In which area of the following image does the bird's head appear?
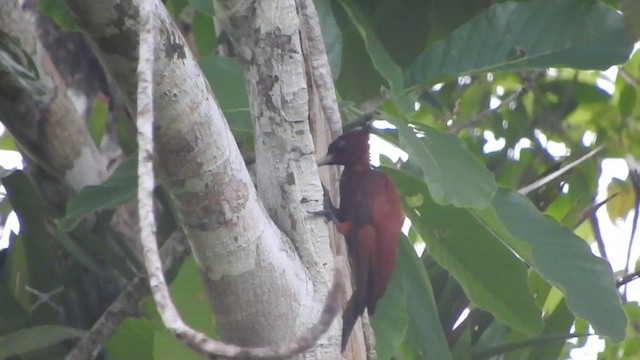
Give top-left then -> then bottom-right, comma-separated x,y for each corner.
317,126 -> 371,167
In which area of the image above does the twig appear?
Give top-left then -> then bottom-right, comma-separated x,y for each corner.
518,145 -> 604,195
620,67 -> 640,88
134,1 -> 346,357
622,165 -> 640,299
450,87 -> 527,134
450,70 -> 544,134
574,193 -> 618,228
590,211 -> 609,261
617,269 -> 640,288
25,285 -> 64,314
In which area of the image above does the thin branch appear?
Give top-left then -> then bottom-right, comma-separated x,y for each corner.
472,332 -> 594,359
450,87 -> 528,134
620,67 -> 640,88
622,166 -> 640,299
134,1 -> 346,358
574,193 -> 618,228
617,269 -> 640,288
450,70 -> 544,134
518,145 -> 604,195
591,210 -> 609,262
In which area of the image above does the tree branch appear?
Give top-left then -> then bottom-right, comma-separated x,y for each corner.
65,0 -> 333,349
449,87 -> 528,134
215,0 -> 343,354
298,0 -> 343,140
518,145 -> 603,195
591,213 -> 609,261
449,70 -> 544,134
622,166 -> 640,299
617,269 -> 640,288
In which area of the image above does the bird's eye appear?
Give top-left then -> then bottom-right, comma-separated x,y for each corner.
328,139 -> 346,154
335,139 -> 347,151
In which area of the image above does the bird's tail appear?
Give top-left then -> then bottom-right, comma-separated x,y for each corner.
341,295 -> 365,352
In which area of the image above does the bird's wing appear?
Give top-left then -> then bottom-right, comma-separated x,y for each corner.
365,172 -> 404,313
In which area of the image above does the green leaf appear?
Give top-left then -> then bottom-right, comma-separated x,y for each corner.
387,169 -> 542,334
473,331 -> 589,360
383,104 -> 497,208
451,327 -> 472,360
54,227 -> 102,273
618,82 -> 637,120
87,96 -> 109,147
622,0 -> 640,41
106,318 -> 158,360
36,0 -> 79,31
0,131 -> 16,151
2,233 -> 30,310
59,156 -> 137,231
315,0 -> 342,79
0,257 -> 28,334
0,325 -> 85,358
192,11 -> 216,57
166,0 -> 189,17
399,237 -> 452,360
336,0 -> 404,97
405,0 -> 635,87
141,256 -> 216,337
3,172 -> 60,321
154,329 -> 205,360
189,0 -> 214,16
606,178 -> 635,222
199,57 -> 251,133
371,250 -> 407,360
489,188 -> 628,343
526,300 -> 575,360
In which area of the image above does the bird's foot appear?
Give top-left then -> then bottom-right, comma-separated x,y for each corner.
308,183 -> 340,223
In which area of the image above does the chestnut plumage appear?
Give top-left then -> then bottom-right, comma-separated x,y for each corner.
317,126 -> 404,351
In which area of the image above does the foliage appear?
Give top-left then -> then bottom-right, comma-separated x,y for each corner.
1,0 -> 639,359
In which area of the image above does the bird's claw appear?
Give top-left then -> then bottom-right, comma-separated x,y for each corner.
308,183 -> 340,223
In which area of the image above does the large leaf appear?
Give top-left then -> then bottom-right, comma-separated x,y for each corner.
483,188 -> 628,343
371,243 -> 408,360
154,329 -> 204,360
526,300 -> 575,360
2,172 -> 59,322
383,104 -> 497,208
189,0 -> 214,16
315,0 -> 342,79
36,0 -> 79,31
140,256 -> 216,337
87,95 -> 109,147
387,168 -> 542,334
106,318 -> 158,360
606,178 -> 635,222
405,0 -> 634,87
0,266 -> 28,334
0,325 -> 85,358
192,11 -> 216,57
199,57 -> 251,134
337,0 -> 404,97
398,237 -> 452,360
58,156 -> 137,231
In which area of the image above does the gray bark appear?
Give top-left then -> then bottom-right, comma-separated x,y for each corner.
63,0 -> 340,357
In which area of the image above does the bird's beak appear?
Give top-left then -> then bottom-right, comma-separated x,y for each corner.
316,154 -> 334,167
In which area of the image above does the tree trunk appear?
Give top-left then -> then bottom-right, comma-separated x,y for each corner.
62,0 -> 345,357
